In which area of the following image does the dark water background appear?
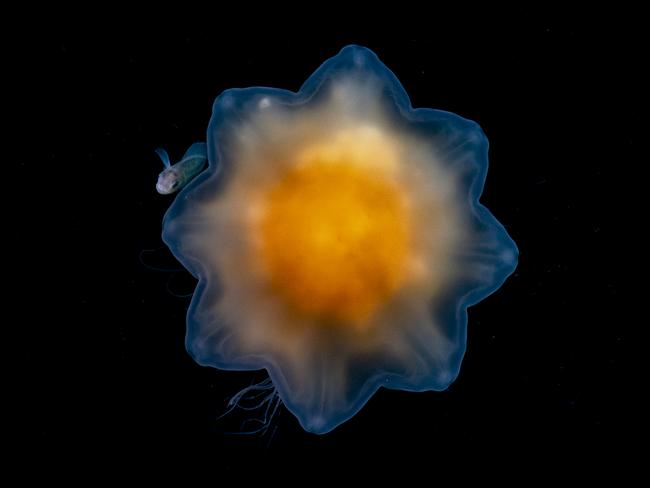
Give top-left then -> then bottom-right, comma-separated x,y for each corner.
18,14 -> 637,473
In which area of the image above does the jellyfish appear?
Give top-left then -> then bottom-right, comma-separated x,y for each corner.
161,45 -> 518,434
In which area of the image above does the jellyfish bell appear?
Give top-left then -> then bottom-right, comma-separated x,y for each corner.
161,45 -> 518,433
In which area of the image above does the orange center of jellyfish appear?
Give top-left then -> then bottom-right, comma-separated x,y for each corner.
258,159 -> 410,324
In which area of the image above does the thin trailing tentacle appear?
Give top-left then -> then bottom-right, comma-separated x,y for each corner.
218,377 -> 282,435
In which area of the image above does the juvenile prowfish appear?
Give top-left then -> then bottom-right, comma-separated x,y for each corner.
155,142 -> 207,194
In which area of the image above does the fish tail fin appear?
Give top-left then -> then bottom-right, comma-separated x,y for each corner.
182,142 -> 208,160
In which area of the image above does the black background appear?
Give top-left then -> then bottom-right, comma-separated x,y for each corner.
19,13 -> 637,472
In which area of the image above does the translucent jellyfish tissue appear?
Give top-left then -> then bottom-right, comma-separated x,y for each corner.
161,45 -> 518,434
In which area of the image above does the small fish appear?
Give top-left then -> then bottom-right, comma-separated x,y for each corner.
155,142 -> 207,194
